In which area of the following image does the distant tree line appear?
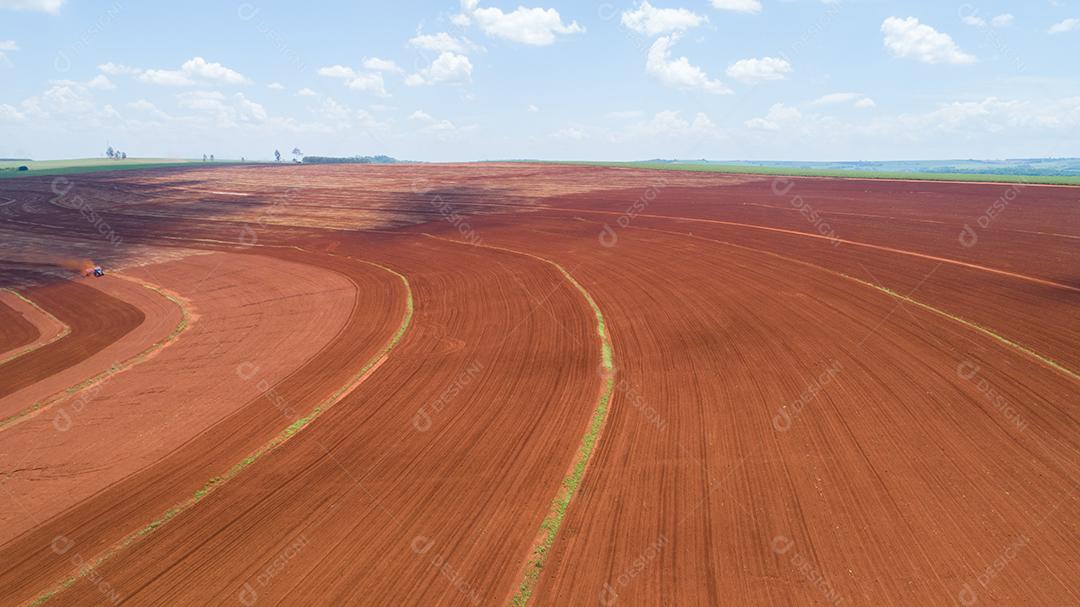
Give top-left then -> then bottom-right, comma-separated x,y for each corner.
300,155 -> 398,165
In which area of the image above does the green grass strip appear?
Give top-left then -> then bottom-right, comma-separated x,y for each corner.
508,258 -> 614,607
420,234 -> 616,606
0,160 -> 250,179
542,160 -> 1080,186
637,225 -> 1080,385
839,273 -> 1080,383
26,258 -> 413,606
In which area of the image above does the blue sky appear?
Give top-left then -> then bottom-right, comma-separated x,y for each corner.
1,0 -> 1078,161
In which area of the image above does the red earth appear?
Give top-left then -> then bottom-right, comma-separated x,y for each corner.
0,164 -> 1076,606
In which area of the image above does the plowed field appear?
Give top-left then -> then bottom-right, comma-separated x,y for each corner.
0,164 -> 1075,606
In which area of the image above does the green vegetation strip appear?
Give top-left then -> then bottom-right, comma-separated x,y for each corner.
841,273 -> 1080,383
637,226 -> 1080,384
509,258 -> 614,607
420,234 -> 616,606
0,289 -> 72,367
0,158 -> 250,179
26,262 -> 413,606
0,280 -> 190,431
547,161 -> 1080,186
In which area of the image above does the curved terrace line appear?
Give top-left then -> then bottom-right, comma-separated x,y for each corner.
26,251 -> 414,607
539,206 -> 1080,294
421,233 -> 615,607
634,225 -> 1080,384
0,289 -> 71,367
0,276 -> 193,432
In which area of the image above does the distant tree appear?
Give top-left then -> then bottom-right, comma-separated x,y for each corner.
291,147 -> 303,160
210,154 -> 215,162
203,154 -> 208,162
106,146 -> 115,159
121,152 -> 127,159
241,156 -> 246,162
274,149 -> 282,162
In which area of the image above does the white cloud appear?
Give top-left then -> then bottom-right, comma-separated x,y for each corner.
963,13 -> 1013,28
101,57 -> 251,86
408,109 -> 457,134
726,56 -> 791,83
98,62 -> 140,76
619,110 -> 720,139
318,65 -> 356,79
746,103 -> 802,130
621,1 -> 706,36
881,17 -> 976,65
20,83 -> 96,120
876,97 -> 1080,136
1049,18 -> 1078,34
345,72 -> 388,95
297,87 -> 318,96
813,92 -> 861,105
128,99 -> 157,112
177,91 -> 267,127
409,32 -> 481,54
405,52 -> 473,86
991,14 -> 1014,28
127,99 -> 172,121
318,65 -> 388,96
313,97 -> 353,128
0,0 -> 64,13
710,0 -> 761,14
423,119 -> 458,133
267,82 -> 286,90
0,103 -> 26,121
459,0 -> 584,45
83,74 -> 111,89
139,69 -> 194,86
554,127 -> 586,140
0,41 -> 17,68
646,34 -> 731,94
181,57 -> 250,85
527,104 -> 540,112
813,92 -> 875,109
363,57 -> 404,73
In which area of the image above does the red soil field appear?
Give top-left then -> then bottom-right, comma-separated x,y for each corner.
0,164 -> 1076,606
0,278 -> 144,400
0,275 -> 180,425
0,299 -> 39,359
0,289 -> 67,364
